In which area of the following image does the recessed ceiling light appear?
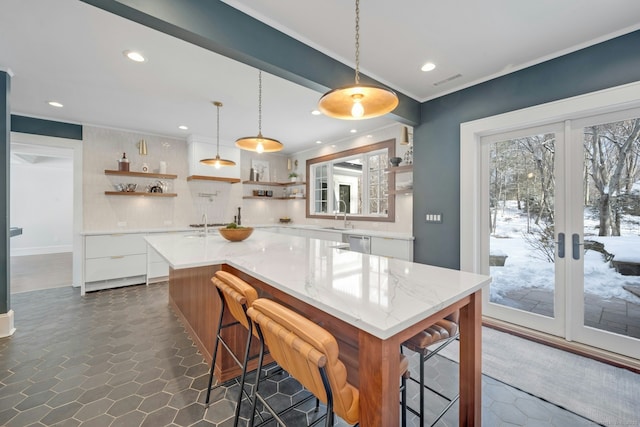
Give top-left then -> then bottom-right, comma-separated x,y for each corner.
421,62 -> 436,72
123,50 -> 146,62
331,145 -> 336,148
178,125 -> 188,130
350,129 -> 357,133
367,135 -> 373,138
47,101 -> 63,108
315,140 -> 322,144
311,110 -> 321,115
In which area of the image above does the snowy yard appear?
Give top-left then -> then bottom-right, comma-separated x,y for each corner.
490,202 -> 640,304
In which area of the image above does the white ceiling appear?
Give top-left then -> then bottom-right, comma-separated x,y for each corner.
2,0 -> 640,156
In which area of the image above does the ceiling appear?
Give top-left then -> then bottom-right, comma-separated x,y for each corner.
2,0 -> 640,156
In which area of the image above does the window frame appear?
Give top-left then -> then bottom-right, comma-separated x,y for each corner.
305,139 -> 396,222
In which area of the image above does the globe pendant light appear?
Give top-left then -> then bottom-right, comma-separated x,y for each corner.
235,70 -> 283,153
200,101 -> 236,168
318,0 -> 398,120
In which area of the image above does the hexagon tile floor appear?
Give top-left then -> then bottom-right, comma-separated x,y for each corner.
0,283 -> 600,426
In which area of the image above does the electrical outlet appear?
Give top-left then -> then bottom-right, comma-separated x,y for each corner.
425,213 -> 443,223
164,220 -> 172,226
117,221 -> 127,227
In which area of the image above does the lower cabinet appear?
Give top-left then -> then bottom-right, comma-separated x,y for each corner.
370,236 -> 413,261
83,233 -> 148,294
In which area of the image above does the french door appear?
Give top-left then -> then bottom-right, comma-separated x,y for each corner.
480,109 -> 640,358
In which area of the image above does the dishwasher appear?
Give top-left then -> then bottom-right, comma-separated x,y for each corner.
347,235 -> 371,254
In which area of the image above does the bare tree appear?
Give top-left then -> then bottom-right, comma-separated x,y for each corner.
585,119 -> 640,236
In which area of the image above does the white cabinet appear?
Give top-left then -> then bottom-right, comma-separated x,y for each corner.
147,245 -> 169,284
83,234 -> 148,294
370,236 -> 413,261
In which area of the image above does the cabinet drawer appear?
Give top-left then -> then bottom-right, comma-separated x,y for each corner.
370,237 -> 413,261
86,234 -> 147,258
85,254 -> 147,282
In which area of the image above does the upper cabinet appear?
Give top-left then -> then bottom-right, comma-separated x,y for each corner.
187,135 -> 241,180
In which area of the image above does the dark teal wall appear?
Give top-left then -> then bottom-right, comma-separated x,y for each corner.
413,30 -> 640,269
11,115 -> 82,140
1,72 -> 10,314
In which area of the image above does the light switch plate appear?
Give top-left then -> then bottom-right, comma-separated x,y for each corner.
425,213 -> 443,223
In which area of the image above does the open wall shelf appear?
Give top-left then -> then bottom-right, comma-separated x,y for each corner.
187,175 -> 241,183
104,191 -> 177,197
105,170 -> 178,179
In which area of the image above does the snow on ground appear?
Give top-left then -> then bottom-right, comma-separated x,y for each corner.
490,201 -> 640,304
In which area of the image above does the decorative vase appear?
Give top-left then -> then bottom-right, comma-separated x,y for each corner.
389,157 -> 402,167
403,144 -> 413,165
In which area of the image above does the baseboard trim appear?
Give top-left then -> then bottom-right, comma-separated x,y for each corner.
483,317 -> 640,374
11,246 -> 73,256
0,310 -> 16,338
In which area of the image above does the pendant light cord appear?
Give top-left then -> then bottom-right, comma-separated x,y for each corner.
258,70 -> 263,135
216,103 -> 220,155
354,0 -> 360,85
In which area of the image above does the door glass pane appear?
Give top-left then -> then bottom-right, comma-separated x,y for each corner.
581,117 -> 640,339
489,133 -> 557,317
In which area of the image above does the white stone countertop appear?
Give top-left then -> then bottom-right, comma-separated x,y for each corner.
254,224 -> 415,240
83,224 -> 413,240
144,230 -> 490,340
81,227 -> 198,236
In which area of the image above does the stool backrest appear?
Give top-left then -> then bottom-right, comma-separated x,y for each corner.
247,298 -> 359,425
212,271 -> 259,331
446,310 -> 460,325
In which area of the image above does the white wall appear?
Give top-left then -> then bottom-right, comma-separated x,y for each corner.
82,126 -> 244,231
10,147 -> 74,256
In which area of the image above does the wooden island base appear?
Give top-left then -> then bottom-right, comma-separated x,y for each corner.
168,263 -> 481,426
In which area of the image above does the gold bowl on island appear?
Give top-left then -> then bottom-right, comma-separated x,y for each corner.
218,227 -> 254,242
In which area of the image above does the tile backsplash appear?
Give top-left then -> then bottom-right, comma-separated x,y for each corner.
83,126 -> 242,231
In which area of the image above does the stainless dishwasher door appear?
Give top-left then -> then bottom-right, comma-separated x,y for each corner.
348,235 -> 371,254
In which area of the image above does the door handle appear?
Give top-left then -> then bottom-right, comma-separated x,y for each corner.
572,233 -> 582,260
557,232 -> 565,259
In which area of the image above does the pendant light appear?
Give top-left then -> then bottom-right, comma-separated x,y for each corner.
235,70 -> 283,153
200,101 -> 236,169
318,0 -> 398,120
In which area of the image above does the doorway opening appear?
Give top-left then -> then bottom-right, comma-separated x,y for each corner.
9,132 -> 82,293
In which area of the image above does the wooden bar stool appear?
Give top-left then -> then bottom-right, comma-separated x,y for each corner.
204,270 -> 259,427
247,298 -> 411,427
402,311 -> 460,427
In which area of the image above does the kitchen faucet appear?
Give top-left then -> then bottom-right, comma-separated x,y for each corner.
202,213 -> 208,235
335,200 -> 349,228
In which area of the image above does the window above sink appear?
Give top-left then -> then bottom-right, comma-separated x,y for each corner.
305,139 -> 396,222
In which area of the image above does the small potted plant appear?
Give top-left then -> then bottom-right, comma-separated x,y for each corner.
288,172 -> 299,182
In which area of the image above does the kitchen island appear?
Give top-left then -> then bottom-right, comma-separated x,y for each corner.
145,230 -> 491,426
